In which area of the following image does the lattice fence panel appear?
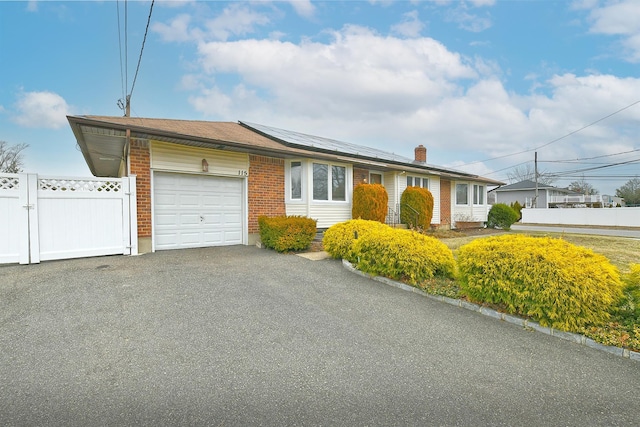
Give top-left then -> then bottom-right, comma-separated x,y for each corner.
39,178 -> 122,193
0,176 -> 20,191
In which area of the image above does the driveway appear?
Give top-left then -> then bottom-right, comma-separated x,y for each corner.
1,246 -> 638,426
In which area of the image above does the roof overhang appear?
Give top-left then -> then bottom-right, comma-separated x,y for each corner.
66,115 -> 505,185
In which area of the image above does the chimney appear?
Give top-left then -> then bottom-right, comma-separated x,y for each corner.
414,144 -> 427,163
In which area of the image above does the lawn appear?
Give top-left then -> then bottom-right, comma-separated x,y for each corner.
434,229 -> 639,274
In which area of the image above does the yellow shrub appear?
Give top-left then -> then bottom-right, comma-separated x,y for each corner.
457,234 -> 623,331
352,228 -> 456,284
352,183 -> 388,223
323,219 -> 390,260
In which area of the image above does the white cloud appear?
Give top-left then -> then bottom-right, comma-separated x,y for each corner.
152,4 -> 271,43
12,91 -> 71,129
168,9 -> 639,194
193,25 -> 477,122
152,13 -> 194,42
287,0 -> 315,18
445,4 -> 493,32
585,0 -> 640,62
391,10 -> 425,38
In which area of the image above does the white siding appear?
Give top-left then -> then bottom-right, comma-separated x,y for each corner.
430,177 -> 441,225
151,141 -> 249,177
452,180 -> 490,225
396,173 -> 440,225
285,159 -> 352,228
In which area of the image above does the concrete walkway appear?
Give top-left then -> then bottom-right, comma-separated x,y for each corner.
1,246 -> 639,426
512,223 -> 640,238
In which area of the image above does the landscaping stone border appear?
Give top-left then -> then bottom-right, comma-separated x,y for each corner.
342,259 -> 640,362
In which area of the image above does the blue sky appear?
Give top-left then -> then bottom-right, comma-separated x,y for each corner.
1,0 -> 639,195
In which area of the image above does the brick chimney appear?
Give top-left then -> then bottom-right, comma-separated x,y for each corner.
414,144 -> 427,163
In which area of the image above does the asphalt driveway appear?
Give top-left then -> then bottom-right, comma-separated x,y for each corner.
1,246 -> 638,426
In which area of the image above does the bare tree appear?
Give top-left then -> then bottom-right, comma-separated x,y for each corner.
0,141 -> 29,173
568,177 -> 598,195
616,177 -> 640,206
506,163 -> 555,185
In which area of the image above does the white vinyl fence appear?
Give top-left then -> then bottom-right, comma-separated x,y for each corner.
521,207 -> 640,228
0,173 -> 137,264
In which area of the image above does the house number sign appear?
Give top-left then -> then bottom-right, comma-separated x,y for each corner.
238,170 -> 249,177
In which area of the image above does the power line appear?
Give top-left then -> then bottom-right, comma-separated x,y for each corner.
130,0 -> 154,100
458,99 -> 640,167
116,0 -> 155,116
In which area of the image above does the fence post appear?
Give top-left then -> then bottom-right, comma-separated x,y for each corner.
26,173 -> 40,264
128,175 -> 138,255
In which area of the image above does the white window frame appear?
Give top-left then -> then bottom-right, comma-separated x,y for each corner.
456,183 -> 469,205
473,184 -> 485,205
407,175 -> 429,189
285,160 -> 306,203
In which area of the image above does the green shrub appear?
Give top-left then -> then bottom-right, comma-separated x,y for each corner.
487,203 -> 518,230
400,187 -> 434,229
510,201 -> 523,221
457,234 -> 623,331
613,264 -> 640,325
352,227 -> 455,284
352,183 -> 389,223
258,215 -> 317,252
323,219 -> 390,260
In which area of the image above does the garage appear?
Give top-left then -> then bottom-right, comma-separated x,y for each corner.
153,172 -> 244,250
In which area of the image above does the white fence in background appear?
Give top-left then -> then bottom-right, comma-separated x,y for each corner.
521,207 -> 640,228
0,173 -> 137,265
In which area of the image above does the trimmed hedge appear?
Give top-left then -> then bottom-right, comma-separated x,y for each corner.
258,215 -> 317,252
322,219 -> 389,260
353,228 -> 455,284
457,234 -> 623,331
352,183 -> 388,223
487,203 -> 518,230
323,220 -> 455,285
400,187 -> 434,229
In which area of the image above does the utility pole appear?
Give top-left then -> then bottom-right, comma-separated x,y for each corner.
534,151 -> 539,208
125,95 -> 131,117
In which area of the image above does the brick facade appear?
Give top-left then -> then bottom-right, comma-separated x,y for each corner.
129,139 -> 151,238
440,179 -> 451,227
353,167 -> 369,187
248,155 -> 286,234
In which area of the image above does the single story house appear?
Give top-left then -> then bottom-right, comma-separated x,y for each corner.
67,116 -> 503,253
489,179 -> 596,208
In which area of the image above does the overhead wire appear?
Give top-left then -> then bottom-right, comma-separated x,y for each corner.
116,0 -> 154,114
457,99 -> 640,168
129,0 -> 155,100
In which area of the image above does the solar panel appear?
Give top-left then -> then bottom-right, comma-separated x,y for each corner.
241,121 -> 414,164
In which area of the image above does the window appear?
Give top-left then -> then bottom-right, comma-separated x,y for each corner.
369,172 -> 382,185
290,161 -> 302,200
407,176 -> 428,188
473,184 -> 484,205
313,163 -> 328,200
456,183 -> 468,205
313,162 -> 347,201
332,165 -> 346,201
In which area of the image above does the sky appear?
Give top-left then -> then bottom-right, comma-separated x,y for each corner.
1,0 -> 639,195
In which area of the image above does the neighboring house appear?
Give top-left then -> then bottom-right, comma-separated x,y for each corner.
67,116 -> 503,253
490,179 -> 604,208
602,195 -> 625,207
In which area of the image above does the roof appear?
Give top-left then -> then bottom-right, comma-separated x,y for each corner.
67,115 -> 504,185
492,180 -> 574,193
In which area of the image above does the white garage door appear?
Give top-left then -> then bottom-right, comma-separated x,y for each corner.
153,172 -> 244,250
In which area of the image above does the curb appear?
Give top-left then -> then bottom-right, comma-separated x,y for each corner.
341,259 -> 640,362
